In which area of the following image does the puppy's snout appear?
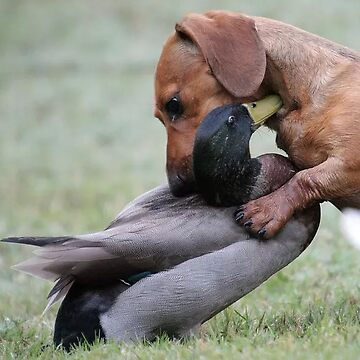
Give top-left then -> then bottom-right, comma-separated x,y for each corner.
167,171 -> 196,197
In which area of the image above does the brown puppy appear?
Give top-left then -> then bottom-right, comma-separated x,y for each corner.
154,11 -> 360,239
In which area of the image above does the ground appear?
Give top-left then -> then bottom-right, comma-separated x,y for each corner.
0,1 -> 359,359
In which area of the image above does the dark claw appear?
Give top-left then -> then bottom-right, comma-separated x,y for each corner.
237,205 -> 245,212
258,229 -> 266,239
244,220 -> 253,228
235,212 -> 244,222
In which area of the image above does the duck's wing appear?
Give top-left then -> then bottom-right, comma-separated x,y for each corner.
2,186 -> 242,282
104,184 -> 209,229
105,185 -> 172,229
1,185 -> 244,309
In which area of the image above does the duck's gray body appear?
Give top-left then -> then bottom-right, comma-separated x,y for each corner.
5,183 -> 317,348
99,202 -> 319,343
4,185 -> 320,348
3,180 -> 320,349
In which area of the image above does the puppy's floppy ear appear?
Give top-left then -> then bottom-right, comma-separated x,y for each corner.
175,11 -> 266,98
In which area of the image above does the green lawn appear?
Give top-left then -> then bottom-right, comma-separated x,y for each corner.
0,1 -> 359,359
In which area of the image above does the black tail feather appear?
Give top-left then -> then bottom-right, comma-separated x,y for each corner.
1,236 -> 73,247
48,274 -> 75,299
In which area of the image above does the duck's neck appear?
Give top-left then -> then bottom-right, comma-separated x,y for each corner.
203,157 -> 261,207
198,154 -> 296,207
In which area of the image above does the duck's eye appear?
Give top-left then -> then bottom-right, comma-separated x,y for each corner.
227,115 -> 236,126
165,96 -> 183,121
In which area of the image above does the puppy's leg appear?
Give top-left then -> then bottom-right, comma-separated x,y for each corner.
235,157 -> 359,239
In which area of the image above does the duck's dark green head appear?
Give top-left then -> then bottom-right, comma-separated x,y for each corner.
193,103 -> 260,206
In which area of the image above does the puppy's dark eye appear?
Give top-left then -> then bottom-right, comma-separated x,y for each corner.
165,96 -> 183,121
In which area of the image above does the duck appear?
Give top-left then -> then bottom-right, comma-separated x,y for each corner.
1,99 -> 320,350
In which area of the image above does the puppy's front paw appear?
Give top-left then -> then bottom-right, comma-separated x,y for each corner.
234,192 -> 293,239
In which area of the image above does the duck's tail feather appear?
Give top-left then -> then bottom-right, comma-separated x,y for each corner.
1,236 -> 73,247
13,256 -> 64,281
1,235 -> 77,281
12,245 -> 117,281
42,274 -> 75,315
3,234 -> 118,281
2,234 -> 119,312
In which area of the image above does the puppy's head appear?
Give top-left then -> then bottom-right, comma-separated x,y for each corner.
154,11 -> 267,196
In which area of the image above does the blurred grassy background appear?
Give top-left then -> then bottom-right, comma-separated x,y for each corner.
0,0 -> 359,358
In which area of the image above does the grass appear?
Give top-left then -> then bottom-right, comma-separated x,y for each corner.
0,0 -> 359,358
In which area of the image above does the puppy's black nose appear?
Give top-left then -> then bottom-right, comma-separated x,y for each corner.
168,172 -> 196,197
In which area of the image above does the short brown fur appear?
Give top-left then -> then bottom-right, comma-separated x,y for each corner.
154,11 -> 360,238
